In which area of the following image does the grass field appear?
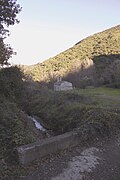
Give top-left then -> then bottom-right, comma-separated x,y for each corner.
73,87 -> 120,96
70,87 -> 120,108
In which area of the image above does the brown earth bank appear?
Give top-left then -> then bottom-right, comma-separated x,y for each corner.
21,134 -> 120,180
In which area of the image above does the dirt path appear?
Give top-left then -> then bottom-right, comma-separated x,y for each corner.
24,135 -> 120,180
85,136 -> 120,180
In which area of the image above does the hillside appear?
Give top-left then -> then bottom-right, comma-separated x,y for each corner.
25,25 -> 120,88
1,56 -> 120,179
0,66 -> 44,179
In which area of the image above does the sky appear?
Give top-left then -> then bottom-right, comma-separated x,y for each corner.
5,0 -> 120,65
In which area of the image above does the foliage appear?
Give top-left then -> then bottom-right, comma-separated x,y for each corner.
77,108 -> 120,140
0,0 -> 21,65
21,84 -> 120,136
0,95 -> 37,179
0,66 -> 24,101
0,38 -> 13,66
25,25 -> 120,87
0,67 -> 39,179
0,0 -> 21,36
0,96 -> 34,160
93,54 -> 120,86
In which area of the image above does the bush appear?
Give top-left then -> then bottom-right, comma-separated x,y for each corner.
0,96 -> 36,164
0,66 -> 24,102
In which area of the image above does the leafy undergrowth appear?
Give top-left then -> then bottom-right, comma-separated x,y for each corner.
22,86 -> 120,137
0,66 -> 120,179
0,95 -> 38,179
0,67 -> 40,179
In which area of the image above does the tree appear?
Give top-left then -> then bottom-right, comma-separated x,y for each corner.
0,0 -> 21,66
0,38 -> 13,66
0,0 -> 21,36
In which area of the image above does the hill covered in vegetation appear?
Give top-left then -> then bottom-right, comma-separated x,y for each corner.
1,24 -> 120,179
25,25 -> 120,88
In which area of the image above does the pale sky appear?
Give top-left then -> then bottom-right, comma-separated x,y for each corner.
5,0 -> 120,65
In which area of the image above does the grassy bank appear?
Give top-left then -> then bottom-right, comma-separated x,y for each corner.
22,85 -> 120,136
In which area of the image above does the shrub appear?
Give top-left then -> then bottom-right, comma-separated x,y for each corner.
0,96 -> 36,165
0,66 -> 24,101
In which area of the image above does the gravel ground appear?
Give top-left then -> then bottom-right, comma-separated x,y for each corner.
21,134 -> 120,180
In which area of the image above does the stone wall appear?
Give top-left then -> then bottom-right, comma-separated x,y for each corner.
17,131 -> 80,165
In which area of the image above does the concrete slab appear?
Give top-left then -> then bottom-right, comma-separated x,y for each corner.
17,131 -> 80,165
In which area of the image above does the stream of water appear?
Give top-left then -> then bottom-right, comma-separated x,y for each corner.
30,116 -> 46,132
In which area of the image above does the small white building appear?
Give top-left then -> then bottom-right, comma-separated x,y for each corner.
54,77 -> 73,91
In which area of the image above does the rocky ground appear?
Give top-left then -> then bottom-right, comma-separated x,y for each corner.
21,134 -> 120,180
